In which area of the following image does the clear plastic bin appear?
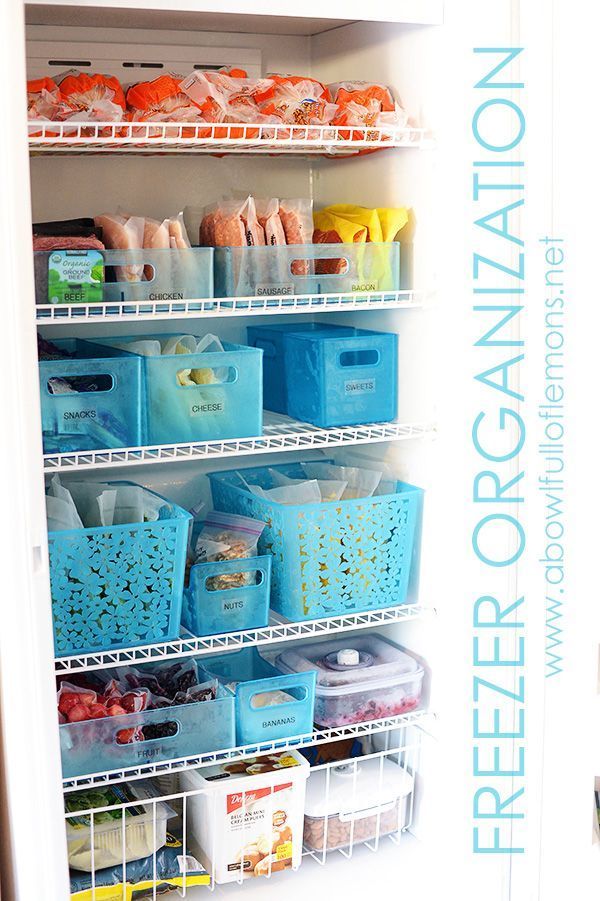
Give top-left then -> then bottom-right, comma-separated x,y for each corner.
203,647 -> 316,746
39,338 -> 143,454
49,482 -> 191,656
247,323 -> 354,415
60,688 -> 235,779
214,242 -> 400,301
276,635 -> 424,728
65,781 -> 175,871
183,555 -> 272,637
35,248 -> 214,306
209,463 -> 423,621
303,759 -> 414,851
82,334 -> 263,446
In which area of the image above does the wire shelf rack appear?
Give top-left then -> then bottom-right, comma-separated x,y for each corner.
29,121 -> 432,155
43,416 -> 435,473
35,289 -> 424,324
54,604 -> 428,675
62,710 -> 429,790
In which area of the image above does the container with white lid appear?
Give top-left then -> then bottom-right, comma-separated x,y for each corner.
275,635 -> 424,728
303,758 -> 414,851
64,779 -> 175,872
180,750 -> 309,884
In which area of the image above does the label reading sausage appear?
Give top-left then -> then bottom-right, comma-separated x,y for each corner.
190,401 -> 224,416
255,284 -> 294,297
344,378 -> 376,395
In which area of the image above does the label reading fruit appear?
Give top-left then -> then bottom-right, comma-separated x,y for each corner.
276,841 -> 293,860
48,250 -> 104,305
344,378 -> 376,395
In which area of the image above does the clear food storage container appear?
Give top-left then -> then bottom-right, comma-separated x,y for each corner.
35,247 -> 214,306
275,635 -> 424,728
209,463 -> 423,621
39,338 -> 144,454
214,242 -> 400,301
64,780 -> 175,872
303,758 -> 414,851
180,751 -> 309,884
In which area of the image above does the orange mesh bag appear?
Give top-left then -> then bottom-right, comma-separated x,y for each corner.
27,77 -> 66,137
127,74 -> 210,138
57,71 -> 126,136
329,81 -> 407,143
180,70 -> 274,140
256,78 -> 336,139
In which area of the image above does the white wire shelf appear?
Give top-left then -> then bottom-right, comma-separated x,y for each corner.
35,289 -> 424,324
29,121 -> 432,156
43,416 -> 435,473
54,604 -> 427,675
62,709 -> 429,790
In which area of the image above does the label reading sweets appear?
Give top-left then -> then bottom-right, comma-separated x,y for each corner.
344,378 -> 376,396
255,284 -> 294,297
48,250 -> 104,304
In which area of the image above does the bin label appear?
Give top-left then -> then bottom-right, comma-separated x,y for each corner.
190,401 -> 224,416
351,281 -> 378,292
344,378 -> 376,395
48,250 -> 104,305
255,284 -> 294,297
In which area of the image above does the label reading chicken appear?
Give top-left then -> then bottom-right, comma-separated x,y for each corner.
48,250 -> 104,304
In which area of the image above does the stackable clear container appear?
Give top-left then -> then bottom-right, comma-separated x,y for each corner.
82,334 -> 263,446
64,781 -> 175,871
39,338 -> 144,454
34,247 -> 214,307
275,635 -> 424,728
214,242 -> 400,301
209,463 -> 423,620
303,758 -> 414,851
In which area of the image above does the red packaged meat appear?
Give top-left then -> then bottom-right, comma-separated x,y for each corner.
202,197 -> 265,247
256,198 -> 286,246
279,199 -> 313,274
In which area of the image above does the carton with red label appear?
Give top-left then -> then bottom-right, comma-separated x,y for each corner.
179,751 -> 309,884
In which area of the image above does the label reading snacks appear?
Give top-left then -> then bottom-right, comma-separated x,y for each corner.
344,378 -> 376,395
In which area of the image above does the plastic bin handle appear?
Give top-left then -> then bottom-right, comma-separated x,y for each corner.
44,372 -> 116,396
237,671 -> 315,714
338,349 -> 381,368
337,799 -> 399,823
188,555 -> 271,594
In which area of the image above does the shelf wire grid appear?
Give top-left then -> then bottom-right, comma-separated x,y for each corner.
35,289 -> 424,324
55,604 -> 428,675
29,121 -> 433,155
63,731 -> 421,895
61,710 -> 429,791
43,416 -> 435,473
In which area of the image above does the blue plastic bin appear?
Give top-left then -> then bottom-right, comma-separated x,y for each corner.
82,334 -> 263,446
39,338 -> 143,454
214,242 -> 400,302
209,463 -> 423,621
183,554 -> 272,637
247,323 -> 354,415
284,327 -> 398,428
204,648 -> 316,746
49,482 -> 192,656
35,247 -> 214,307
60,686 -> 235,778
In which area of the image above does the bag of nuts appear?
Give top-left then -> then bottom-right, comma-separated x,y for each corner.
189,510 -> 267,591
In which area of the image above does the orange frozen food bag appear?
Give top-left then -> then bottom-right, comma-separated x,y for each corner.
127,73 -> 211,137
57,71 -> 126,135
27,77 -> 67,136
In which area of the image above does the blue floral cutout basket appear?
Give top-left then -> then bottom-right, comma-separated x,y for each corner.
209,462 -> 423,621
48,482 -> 192,657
